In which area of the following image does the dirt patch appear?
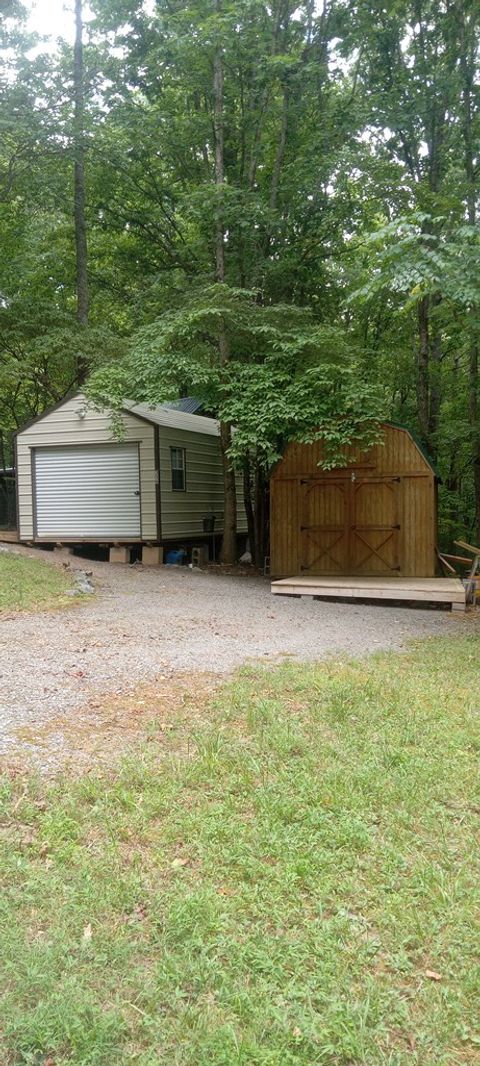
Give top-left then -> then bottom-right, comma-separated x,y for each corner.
5,673 -> 218,775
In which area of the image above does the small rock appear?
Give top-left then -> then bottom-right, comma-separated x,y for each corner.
73,572 -> 95,595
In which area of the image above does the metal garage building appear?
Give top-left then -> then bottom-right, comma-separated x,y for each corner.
15,392 -> 246,550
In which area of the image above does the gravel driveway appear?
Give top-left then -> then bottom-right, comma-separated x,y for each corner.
0,546 -> 467,771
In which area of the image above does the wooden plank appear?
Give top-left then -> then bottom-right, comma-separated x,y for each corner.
272,575 -> 462,590
273,471 -> 430,481
271,575 -> 466,607
0,529 -> 19,542
454,539 -> 480,556
437,554 -> 457,575
272,426 -> 433,480
272,585 -> 464,603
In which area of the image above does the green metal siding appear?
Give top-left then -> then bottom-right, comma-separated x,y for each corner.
158,425 -> 247,539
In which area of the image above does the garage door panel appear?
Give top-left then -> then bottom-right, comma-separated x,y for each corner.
34,444 -> 141,538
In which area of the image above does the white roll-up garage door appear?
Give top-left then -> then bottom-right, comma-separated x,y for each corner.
34,444 -> 141,538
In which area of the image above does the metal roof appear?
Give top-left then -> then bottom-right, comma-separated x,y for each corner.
162,397 -> 204,415
125,401 -> 220,437
15,393 -> 219,439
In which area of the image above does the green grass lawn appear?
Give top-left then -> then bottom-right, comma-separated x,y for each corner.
1,634 -> 480,1064
0,551 -> 73,612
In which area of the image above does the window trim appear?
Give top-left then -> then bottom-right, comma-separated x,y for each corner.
170,446 -> 187,492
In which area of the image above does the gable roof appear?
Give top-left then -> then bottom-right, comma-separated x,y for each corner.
15,391 -> 220,439
386,421 -> 439,477
125,402 -> 219,437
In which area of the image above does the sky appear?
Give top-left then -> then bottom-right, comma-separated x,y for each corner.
27,1 -> 87,44
26,0 -> 155,44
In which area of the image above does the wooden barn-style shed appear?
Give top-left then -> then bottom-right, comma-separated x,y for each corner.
270,423 -> 438,580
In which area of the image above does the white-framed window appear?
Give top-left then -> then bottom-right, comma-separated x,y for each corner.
170,446 -> 186,492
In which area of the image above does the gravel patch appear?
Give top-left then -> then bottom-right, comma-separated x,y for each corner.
0,544 -> 470,770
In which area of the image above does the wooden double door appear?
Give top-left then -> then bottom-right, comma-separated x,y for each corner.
301,475 -> 402,576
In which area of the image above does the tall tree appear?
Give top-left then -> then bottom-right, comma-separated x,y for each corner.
2,0 -> 480,551
73,0 -> 89,381
456,0 -> 480,538
213,0 -> 237,563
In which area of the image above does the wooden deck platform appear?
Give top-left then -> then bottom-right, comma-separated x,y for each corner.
271,575 -> 466,611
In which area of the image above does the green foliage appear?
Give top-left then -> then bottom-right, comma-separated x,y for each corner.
224,359 -> 384,467
0,0 -> 479,538
89,284 -> 385,467
350,216 -> 480,313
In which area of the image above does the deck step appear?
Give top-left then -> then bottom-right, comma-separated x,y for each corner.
271,576 -> 466,611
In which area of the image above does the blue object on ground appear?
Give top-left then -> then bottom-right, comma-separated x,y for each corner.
165,549 -> 186,565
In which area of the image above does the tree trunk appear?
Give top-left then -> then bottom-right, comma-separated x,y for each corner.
219,421 -> 237,564
213,5 -> 237,564
247,3 -> 285,190
417,279 -> 442,459
428,293 -> 442,456
269,85 -> 289,213
262,84 -> 289,259
254,463 -> 269,569
243,456 -> 257,565
417,296 -> 430,445
468,344 -> 480,543
213,24 -> 226,288
458,2 -> 480,540
74,0 -> 88,383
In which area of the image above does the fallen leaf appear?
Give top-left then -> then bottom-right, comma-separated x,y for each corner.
292,1027 -> 302,1038
171,857 -> 188,869
82,923 -> 92,941
425,969 -> 442,981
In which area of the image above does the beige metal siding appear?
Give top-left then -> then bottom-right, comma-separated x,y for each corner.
16,394 -> 157,541
159,425 -> 247,539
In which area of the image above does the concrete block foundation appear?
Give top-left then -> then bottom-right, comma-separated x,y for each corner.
109,546 -> 131,564
142,545 -> 163,566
